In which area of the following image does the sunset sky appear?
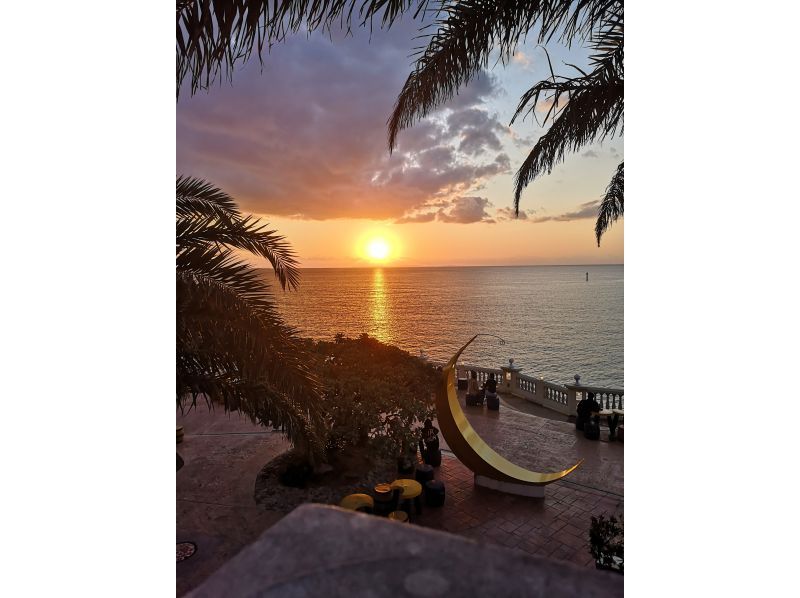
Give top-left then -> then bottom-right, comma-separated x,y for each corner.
176,19 -> 623,267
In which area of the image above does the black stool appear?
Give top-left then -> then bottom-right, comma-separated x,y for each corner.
415,464 -> 434,485
373,484 -> 401,517
583,417 -> 600,440
426,448 -> 442,467
424,480 -> 445,507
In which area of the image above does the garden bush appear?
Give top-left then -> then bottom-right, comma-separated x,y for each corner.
308,334 -> 440,461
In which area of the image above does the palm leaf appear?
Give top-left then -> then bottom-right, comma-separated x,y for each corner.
387,0 -> 618,150
177,269 -> 326,459
383,0 -> 623,240
511,6 -> 623,211
177,175 -> 240,220
176,177 -> 325,461
177,176 -> 300,290
177,244 -> 279,313
595,161 -> 623,246
176,0 -> 425,96
176,275 -> 321,415
512,77 -> 623,210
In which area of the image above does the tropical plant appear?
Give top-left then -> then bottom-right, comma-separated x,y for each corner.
176,175 -> 326,462
589,514 -> 624,573
311,334 -> 439,459
176,0 -> 623,244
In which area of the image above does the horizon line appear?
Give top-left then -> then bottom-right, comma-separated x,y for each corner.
259,263 -> 624,270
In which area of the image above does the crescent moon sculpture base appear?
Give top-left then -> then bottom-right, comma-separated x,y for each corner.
436,336 -> 583,497
474,475 -> 545,498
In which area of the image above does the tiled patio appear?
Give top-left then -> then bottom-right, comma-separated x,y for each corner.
409,453 -> 622,569
177,391 -> 623,594
407,390 -> 624,568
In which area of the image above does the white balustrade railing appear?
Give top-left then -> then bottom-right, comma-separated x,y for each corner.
454,364 -> 502,385
543,381 -> 569,406
577,386 -> 624,410
515,373 -> 536,395
426,356 -> 623,417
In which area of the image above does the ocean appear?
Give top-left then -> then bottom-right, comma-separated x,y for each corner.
267,265 -> 623,389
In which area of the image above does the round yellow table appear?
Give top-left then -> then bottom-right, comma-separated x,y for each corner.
391,479 -> 423,518
339,493 -> 374,512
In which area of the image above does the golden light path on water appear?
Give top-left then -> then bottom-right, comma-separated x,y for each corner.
370,268 -> 390,343
269,265 -> 624,388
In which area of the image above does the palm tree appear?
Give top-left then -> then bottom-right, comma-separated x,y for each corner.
176,0 -> 623,245
595,161 -> 623,245
385,1 -> 624,245
176,176 -> 325,462
175,0 -> 420,96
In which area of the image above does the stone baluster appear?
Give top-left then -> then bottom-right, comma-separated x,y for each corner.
514,375 -> 522,395
565,374 -> 582,416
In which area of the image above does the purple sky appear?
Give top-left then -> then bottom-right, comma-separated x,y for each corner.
177,19 -> 624,266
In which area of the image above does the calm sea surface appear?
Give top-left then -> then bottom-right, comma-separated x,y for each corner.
267,265 -> 623,388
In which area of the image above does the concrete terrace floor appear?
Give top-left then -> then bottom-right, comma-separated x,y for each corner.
176,392 -> 623,595
450,391 -> 624,496
176,405 -> 290,597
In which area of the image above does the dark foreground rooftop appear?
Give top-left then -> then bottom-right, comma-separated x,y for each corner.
186,504 -> 623,598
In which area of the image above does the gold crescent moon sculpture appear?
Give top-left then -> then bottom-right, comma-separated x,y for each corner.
435,335 -> 583,485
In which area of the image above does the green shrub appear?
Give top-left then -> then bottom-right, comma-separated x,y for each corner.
309,334 -> 439,460
589,515 -> 624,574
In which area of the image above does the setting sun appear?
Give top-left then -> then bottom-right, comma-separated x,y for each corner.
366,238 -> 390,261
356,229 -> 402,264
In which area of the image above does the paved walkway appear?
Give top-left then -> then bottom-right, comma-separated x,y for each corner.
412,390 -> 623,568
176,405 -> 289,596
412,454 -> 622,568
444,390 -> 624,496
177,392 -> 623,595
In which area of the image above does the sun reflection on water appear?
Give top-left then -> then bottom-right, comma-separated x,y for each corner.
370,268 -> 390,343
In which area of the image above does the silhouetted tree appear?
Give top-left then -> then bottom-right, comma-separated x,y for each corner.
176,176 -> 326,462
